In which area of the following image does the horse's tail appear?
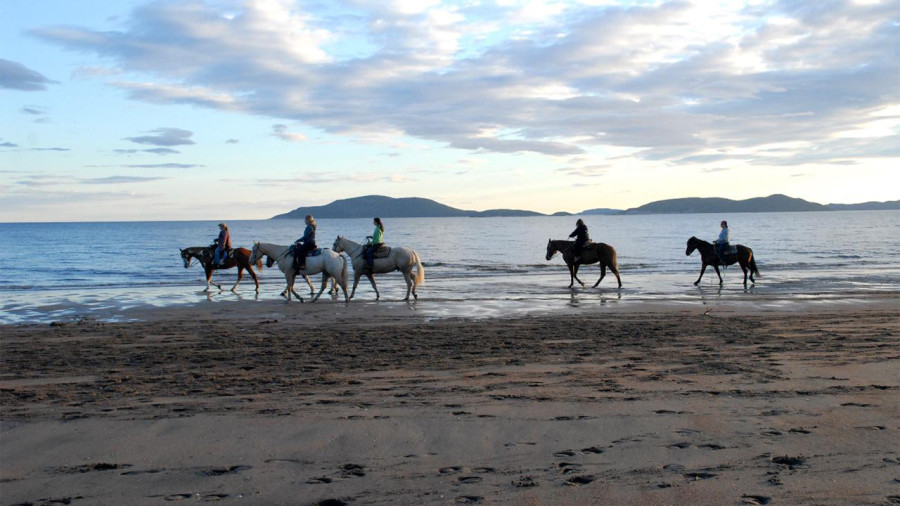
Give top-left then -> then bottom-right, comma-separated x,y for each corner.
413,251 -> 425,287
748,250 -> 761,278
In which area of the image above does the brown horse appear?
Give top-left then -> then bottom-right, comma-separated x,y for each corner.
546,239 -> 622,289
685,236 -> 760,286
180,246 -> 262,292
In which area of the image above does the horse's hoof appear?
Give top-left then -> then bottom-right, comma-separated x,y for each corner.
694,282 -> 700,286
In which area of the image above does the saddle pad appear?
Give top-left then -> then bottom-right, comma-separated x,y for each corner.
373,246 -> 391,259
308,248 -> 323,257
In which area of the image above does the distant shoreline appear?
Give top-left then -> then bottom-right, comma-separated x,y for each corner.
271,194 -> 900,220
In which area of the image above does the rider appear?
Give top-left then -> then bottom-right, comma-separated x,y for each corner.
213,223 -> 232,266
569,218 -> 589,264
293,214 -> 317,271
363,217 -> 385,271
715,220 -> 730,262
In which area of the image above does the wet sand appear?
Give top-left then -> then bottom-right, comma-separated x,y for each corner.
1,296 -> 899,505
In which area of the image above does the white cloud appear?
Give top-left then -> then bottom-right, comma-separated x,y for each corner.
28,0 -> 900,170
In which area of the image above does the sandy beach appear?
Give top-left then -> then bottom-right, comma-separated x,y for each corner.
2,296 -> 899,505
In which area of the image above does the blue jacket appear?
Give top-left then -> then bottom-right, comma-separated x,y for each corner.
298,224 -> 316,245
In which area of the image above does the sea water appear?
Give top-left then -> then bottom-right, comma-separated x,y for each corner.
0,211 -> 897,323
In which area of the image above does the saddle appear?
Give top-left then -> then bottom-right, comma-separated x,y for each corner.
370,245 -> 391,259
291,246 -> 322,270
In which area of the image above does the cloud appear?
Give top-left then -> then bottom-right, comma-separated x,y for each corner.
272,124 -> 308,142
0,59 -> 58,91
0,139 -> 19,148
29,0 -> 900,167
254,170 -> 415,185
225,138 -> 239,144
79,176 -> 167,184
124,128 -> 195,147
123,163 -> 202,169
114,148 -> 180,155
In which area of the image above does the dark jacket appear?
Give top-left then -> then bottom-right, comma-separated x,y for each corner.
569,224 -> 589,246
298,224 -> 316,246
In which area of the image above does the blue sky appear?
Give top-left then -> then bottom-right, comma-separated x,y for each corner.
1,0 -> 898,221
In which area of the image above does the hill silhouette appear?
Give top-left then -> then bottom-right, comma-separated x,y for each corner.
270,194 -> 899,219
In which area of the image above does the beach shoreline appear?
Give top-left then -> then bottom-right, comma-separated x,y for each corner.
2,296 -> 898,504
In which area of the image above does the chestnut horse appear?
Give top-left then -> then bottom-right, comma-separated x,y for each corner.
546,239 -> 622,289
180,246 -> 262,292
685,236 -> 760,286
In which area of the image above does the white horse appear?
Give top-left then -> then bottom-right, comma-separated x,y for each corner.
250,242 -> 349,303
332,235 -> 425,301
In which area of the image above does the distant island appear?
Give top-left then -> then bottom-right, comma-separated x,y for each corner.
271,194 -> 899,219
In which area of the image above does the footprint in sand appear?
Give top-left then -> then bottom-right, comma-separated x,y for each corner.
306,476 -> 333,484
455,496 -> 483,504
458,476 -> 483,484
440,466 -> 464,474
684,472 -> 718,480
564,475 -> 594,486
741,495 -> 772,505
199,465 -> 251,477
339,463 -> 366,477
771,456 -> 806,469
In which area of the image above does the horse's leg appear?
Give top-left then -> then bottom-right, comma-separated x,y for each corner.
366,273 -> 380,300
694,263 -> 708,286
312,273 -> 329,302
302,275 -> 316,298
611,265 -> 622,288
740,259 -> 749,286
231,266 -> 243,292
402,269 -> 412,301
248,264 -> 259,293
713,264 -> 723,284
572,264 -> 586,288
593,264 -> 607,288
350,272 -> 362,300
567,263 -> 576,288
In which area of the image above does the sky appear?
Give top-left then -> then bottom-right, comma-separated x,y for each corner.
1,0 -> 898,222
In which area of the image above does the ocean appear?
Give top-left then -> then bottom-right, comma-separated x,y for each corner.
1,211 -> 898,323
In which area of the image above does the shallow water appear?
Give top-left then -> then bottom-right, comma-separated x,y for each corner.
1,211 -> 897,323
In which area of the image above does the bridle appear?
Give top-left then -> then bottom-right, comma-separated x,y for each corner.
334,236 -> 364,259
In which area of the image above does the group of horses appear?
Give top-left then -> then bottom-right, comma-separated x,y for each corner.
180,234 -> 760,303
180,236 -> 425,302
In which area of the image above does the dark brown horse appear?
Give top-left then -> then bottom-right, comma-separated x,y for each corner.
685,236 -> 760,286
180,246 -> 262,292
546,239 -> 622,289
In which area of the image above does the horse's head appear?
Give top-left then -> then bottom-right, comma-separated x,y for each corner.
686,237 -> 698,256
545,239 -> 557,261
180,248 -> 192,268
332,235 -> 344,253
249,241 -> 261,265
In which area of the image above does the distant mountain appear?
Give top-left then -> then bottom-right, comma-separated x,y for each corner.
270,194 -> 899,219
623,194 -> 828,214
826,200 -> 900,211
270,195 -> 544,219
582,207 -> 622,215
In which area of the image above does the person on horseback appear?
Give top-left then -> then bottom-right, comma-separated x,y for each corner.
293,215 -> 317,271
714,220 -> 730,263
213,223 -> 232,266
363,217 -> 385,272
569,219 -> 589,264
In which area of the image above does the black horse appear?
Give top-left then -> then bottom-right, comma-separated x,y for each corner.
546,239 -> 622,289
685,236 -> 760,286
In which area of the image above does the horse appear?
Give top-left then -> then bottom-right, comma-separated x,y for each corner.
685,236 -> 760,286
263,255 -> 338,300
250,242 -> 348,303
332,236 -> 425,301
179,246 -> 261,292
546,239 -> 622,289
